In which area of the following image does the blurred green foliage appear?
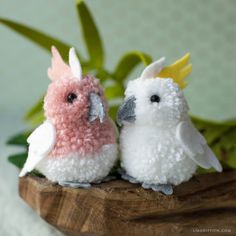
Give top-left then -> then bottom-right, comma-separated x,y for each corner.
2,0 -> 236,172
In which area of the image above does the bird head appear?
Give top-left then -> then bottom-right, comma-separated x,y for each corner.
117,55 -> 192,127
44,46 -> 106,124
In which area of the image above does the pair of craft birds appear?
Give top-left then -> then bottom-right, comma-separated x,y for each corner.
19,47 -> 222,195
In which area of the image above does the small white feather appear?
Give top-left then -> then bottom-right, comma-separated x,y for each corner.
69,47 -> 82,80
176,120 -> 222,171
140,57 -> 165,80
19,120 -> 56,177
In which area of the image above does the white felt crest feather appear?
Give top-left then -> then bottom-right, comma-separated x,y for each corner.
140,57 -> 165,80
69,47 -> 82,80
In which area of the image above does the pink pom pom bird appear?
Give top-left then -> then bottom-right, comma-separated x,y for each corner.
19,46 -> 118,188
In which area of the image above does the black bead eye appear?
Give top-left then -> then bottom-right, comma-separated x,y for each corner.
150,94 -> 161,103
67,92 -> 77,104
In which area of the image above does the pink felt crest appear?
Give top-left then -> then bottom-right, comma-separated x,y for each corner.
48,46 -> 71,81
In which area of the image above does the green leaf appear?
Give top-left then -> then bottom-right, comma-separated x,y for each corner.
76,0 -> 104,68
8,153 -> 27,168
217,128 -> 236,150
8,153 -> 45,176
31,170 -> 45,178
211,144 -> 236,169
6,131 -> 31,146
27,111 -> 45,126
105,84 -> 124,100
191,115 -> 236,127
113,51 -> 152,82
191,115 -> 236,170
191,115 -> 235,145
108,105 -> 119,121
96,69 -> 113,83
24,97 -> 45,126
198,124 -> 230,145
0,18 -> 74,60
204,126 -> 230,145
24,96 -> 44,122
222,148 -> 236,168
220,118 -> 236,126
196,167 -> 216,174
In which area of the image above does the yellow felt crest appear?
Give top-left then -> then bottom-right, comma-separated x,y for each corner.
158,53 -> 192,89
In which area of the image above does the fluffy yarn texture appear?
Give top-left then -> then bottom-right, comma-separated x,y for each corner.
21,47 -> 118,183
120,78 -> 196,185
125,78 -> 188,127
120,126 -> 197,185
44,75 -> 116,157
41,74 -> 117,182
37,144 -> 117,183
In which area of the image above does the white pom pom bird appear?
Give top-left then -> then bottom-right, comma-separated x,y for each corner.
117,54 -> 222,195
19,46 -> 118,188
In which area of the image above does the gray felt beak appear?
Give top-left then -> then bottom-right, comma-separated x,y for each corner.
88,93 -> 105,123
117,96 -> 136,126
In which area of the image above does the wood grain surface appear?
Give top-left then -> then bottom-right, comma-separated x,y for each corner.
19,171 -> 236,236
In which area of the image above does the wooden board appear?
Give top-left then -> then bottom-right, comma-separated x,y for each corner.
19,171 -> 236,236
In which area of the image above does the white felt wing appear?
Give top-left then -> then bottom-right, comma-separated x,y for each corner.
176,120 -> 222,172
19,120 -> 56,177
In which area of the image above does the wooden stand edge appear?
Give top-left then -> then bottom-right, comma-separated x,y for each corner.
19,171 -> 236,236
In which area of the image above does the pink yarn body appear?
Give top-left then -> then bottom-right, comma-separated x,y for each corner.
50,117 -> 115,157
45,75 -> 116,158
44,47 -> 116,158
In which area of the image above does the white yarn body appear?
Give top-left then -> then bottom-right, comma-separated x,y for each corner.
36,144 -> 117,183
120,124 -> 197,185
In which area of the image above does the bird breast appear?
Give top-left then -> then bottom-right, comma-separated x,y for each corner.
49,119 -> 116,157
120,125 -> 197,185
